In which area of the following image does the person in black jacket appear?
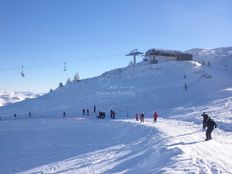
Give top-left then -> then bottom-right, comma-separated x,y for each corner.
201,112 -> 217,141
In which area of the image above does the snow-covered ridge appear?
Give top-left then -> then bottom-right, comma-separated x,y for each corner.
0,90 -> 41,107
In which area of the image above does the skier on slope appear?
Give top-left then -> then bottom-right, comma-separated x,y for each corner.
201,112 -> 217,141
135,113 -> 139,121
140,112 -> 144,123
153,112 -> 158,122
184,83 -> 187,91
110,110 -> 113,118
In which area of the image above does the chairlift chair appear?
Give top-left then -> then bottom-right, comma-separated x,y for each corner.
21,66 -> 25,77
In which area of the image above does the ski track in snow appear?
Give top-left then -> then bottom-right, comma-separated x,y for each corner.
131,118 -> 232,174
0,118 -> 232,174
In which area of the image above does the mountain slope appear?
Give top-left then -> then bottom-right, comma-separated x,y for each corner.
0,90 -> 41,107
0,47 -> 231,120
0,47 -> 232,174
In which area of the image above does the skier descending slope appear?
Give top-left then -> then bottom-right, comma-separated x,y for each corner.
153,112 -> 158,122
201,112 -> 217,141
140,112 -> 145,122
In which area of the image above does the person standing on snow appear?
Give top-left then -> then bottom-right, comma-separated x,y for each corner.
110,110 -> 113,118
184,83 -> 187,91
82,109 -> 85,115
153,112 -> 158,122
140,112 -> 145,123
201,112 -> 217,141
135,113 -> 139,121
87,109 -> 89,116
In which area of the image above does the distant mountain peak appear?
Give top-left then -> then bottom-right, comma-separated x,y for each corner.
0,90 -> 41,107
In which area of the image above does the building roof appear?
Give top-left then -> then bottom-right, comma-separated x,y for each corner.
145,48 -> 188,57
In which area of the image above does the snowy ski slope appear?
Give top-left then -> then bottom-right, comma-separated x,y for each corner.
0,47 -> 232,173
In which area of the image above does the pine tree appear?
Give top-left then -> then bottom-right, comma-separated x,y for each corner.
66,78 -> 72,85
73,73 -> 80,82
59,82 -> 63,88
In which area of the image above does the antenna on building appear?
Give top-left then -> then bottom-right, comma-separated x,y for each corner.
126,49 -> 143,65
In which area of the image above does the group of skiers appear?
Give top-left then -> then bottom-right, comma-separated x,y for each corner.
134,111 -> 217,141
82,105 -> 98,117
202,60 -> 211,67
82,108 -> 90,116
9,105 -> 217,141
135,111 -> 159,123
97,110 -> 116,119
97,111 -> 106,119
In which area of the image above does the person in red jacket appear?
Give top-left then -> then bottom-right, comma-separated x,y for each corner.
153,112 -> 158,122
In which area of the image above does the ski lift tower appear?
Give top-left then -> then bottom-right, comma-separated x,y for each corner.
126,49 -> 143,65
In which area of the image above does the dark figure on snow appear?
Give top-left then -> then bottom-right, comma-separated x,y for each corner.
135,113 -> 139,121
140,112 -> 144,123
102,112 -> 106,119
87,109 -> 89,116
184,74 -> 186,79
14,114 -> 17,118
97,111 -> 102,119
29,112 -> 31,118
94,105 -> 96,113
110,110 -> 115,119
97,111 -> 105,119
110,110 -> 113,118
112,111 -> 115,119
63,112 -> 66,118
153,112 -> 158,122
201,112 -> 217,141
184,83 -> 187,91
82,109 -> 85,115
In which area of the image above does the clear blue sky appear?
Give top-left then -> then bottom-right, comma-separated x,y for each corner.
0,0 -> 231,93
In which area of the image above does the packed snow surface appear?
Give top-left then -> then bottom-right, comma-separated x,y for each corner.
1,118 -> 232,174
0,47 -> 232,173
